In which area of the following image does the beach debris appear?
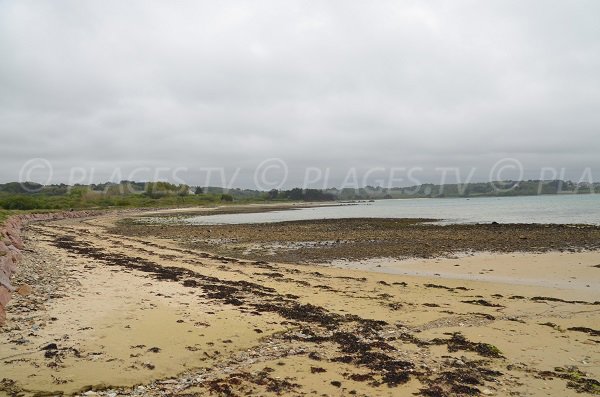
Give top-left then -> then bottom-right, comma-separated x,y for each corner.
567,327 -> 600,337
431,333 -> 504,358
537,366 -> 600,394
142,362 -> 155,370
147,347 -> 161,353
461,299 -> 504,308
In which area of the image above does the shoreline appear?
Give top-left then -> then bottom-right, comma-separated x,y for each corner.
1,210 -> 599,396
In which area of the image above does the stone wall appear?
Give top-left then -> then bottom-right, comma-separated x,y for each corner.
0,210 -> 100,325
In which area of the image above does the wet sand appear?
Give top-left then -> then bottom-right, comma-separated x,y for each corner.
0,209 -> 599,396
329,251 -> 600,292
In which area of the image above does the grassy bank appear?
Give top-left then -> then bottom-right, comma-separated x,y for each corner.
0,209 -> 12,226
0,192 -> 223,211
0,181 -> 338,212
0,181 -> 278,212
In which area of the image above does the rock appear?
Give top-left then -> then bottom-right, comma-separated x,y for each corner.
0,269 -> 14,291
143,362 -> 155,370
294,332 -> 312,339
0,210 -> 101,325
44,349 -> 58,358
0,287 -> 11,306
0,255 -> 16,274
17,284 -> 33,296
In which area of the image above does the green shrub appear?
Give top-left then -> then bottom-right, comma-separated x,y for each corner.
220,194 -> 234,202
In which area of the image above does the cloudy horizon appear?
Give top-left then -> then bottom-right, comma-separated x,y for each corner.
1,1 -> 599,189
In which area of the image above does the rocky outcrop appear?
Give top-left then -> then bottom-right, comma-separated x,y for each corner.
0,210 -> 100,325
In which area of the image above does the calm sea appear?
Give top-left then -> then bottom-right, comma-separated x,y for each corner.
185,194 -> 600,225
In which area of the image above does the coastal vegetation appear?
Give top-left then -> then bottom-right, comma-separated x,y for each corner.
0,179 -> 598,212
0,209 -> 11,225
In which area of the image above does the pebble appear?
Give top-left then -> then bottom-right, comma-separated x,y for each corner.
17,284 -> 33,296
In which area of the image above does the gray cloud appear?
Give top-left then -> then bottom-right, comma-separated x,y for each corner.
1,0 -> 599,187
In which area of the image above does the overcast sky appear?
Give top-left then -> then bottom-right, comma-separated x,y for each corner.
1,0 -> 599,188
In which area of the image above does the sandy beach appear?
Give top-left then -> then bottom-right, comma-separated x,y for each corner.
1,208 -> 599,396
3,1 -> 599,395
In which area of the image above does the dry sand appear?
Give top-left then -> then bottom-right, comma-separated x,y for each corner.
0,210 -> 598,396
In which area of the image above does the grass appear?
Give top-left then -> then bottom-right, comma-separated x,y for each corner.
0,192 -> 271,212
0,193 -> 276,228
0,209 -> 12,226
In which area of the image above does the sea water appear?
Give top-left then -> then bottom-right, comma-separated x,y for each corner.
185,194 -> 600,225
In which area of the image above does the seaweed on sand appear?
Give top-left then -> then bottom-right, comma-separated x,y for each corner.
430,333 -> 504,358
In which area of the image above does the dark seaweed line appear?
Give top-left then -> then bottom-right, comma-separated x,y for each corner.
50,233 -> 512,396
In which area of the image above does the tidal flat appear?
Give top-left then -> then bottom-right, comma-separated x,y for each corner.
0,206 -> 599,396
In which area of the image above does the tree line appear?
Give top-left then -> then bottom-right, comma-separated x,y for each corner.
1,179 -> 598,211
